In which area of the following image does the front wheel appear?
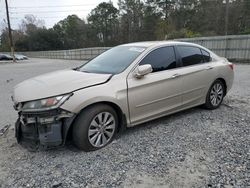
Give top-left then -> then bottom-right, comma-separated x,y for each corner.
204,80 -> 225,109
72,104 -> 118,151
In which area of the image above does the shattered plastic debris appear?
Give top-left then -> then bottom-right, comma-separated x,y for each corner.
0,124 -> 11,136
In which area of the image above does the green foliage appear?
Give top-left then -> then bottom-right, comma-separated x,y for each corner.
155,20 -> 173,40
53,15 -> 87,49
240,28 -> 250,35
118,0 -> 144,42
27,28 -> 62,51
0,29 -> 9,51
138,1 -> 162,41
167,29 -> 201,39
146,0 -> 175,20
88,2 -> 119,46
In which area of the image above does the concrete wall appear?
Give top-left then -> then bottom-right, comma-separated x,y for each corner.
20,47 -> 111,60
7,34 -> 250,61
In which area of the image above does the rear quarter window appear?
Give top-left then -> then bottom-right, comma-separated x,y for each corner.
201,49 -> 212,62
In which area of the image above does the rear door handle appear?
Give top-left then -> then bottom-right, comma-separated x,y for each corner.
171,73 -> 180,79
206,66 -> 213,70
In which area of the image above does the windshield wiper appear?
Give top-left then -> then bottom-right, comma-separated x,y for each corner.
72,67 -> 79,71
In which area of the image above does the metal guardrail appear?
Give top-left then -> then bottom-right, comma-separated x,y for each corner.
1,35 -> 250,61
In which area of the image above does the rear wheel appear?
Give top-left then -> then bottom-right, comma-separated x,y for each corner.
204,80 -> 225,109
72,104 -> 118,151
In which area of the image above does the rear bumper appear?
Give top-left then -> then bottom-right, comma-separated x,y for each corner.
15,109 -> 75,150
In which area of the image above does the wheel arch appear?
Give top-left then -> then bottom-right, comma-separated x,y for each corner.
216,77 -> 227,96
203,77 -> 227,109
65,101 -> 127,143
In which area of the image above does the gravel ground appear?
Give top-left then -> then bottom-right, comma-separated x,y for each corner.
0,59 -> 249,188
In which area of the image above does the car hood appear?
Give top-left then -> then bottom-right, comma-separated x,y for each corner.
14,69 -> 112,102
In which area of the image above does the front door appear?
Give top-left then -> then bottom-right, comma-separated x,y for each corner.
127,46 -> 183,125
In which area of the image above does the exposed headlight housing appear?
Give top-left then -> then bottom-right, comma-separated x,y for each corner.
21,94 -> 72,112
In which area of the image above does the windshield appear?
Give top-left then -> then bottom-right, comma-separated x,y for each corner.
79,46 -> 146,74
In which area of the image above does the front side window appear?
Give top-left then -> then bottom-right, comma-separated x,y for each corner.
139,46 -> 176,72
178,46 -> 204,66
79,46 -> 146,74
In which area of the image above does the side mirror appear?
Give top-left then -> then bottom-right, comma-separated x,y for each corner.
134,64 -> 153,78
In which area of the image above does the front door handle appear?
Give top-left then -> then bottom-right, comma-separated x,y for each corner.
171,73 -> 180,79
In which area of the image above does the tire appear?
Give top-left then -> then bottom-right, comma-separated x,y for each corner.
72,104 -> 118,151
204,79 -> 225,109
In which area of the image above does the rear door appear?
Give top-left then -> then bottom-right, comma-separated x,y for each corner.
127,46 -> 183,125
176,45 -> 215,108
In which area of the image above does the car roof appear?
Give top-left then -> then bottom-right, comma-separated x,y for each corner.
120,40 -> 218,59
120,41 -> 202,48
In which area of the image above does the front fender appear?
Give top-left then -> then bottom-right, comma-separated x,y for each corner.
60,83 -> 129,124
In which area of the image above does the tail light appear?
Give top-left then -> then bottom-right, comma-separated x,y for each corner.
228,63 -> 234,70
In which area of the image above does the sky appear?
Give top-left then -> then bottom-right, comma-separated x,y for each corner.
0,0 -> 118,30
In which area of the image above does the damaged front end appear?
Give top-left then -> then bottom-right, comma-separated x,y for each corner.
13,94 -> 75,151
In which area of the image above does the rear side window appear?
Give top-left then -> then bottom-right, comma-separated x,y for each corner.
178,46 -> 204,66
140,46 -> 176,72
201,49 -> 212,62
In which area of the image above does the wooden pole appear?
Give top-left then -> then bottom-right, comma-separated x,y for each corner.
5,0 -> 16,62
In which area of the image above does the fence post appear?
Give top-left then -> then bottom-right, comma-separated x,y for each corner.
225,36 -> 228,58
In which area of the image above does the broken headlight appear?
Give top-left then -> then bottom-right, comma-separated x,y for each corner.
22,94 -> 72,112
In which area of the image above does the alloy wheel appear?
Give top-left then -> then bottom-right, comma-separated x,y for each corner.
210,83 -> 224,106
88,112 -> 116,148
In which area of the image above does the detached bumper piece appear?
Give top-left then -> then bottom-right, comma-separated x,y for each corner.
15,109 -> 75,151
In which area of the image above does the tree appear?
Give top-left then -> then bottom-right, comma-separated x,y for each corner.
19,14 -> 45,34
140,1 -> 162,40
169,0 -> 198,31
1,0 -> 250,51
0,27 -> 29,51
53,15 -> 88,49
88,2 -> 119,46
24,28 -> 62,51
227,0 -> 250,35
118,0 -> 144,42
0,28 -> 10,51
147,0 -> 176,20
18,15 -> 46,50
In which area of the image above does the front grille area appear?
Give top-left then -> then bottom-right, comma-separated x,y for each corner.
16,109 -> 64,150
15,108 -> 75,150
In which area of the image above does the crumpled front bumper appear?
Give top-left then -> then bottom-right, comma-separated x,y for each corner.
15,109 -> 75,150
